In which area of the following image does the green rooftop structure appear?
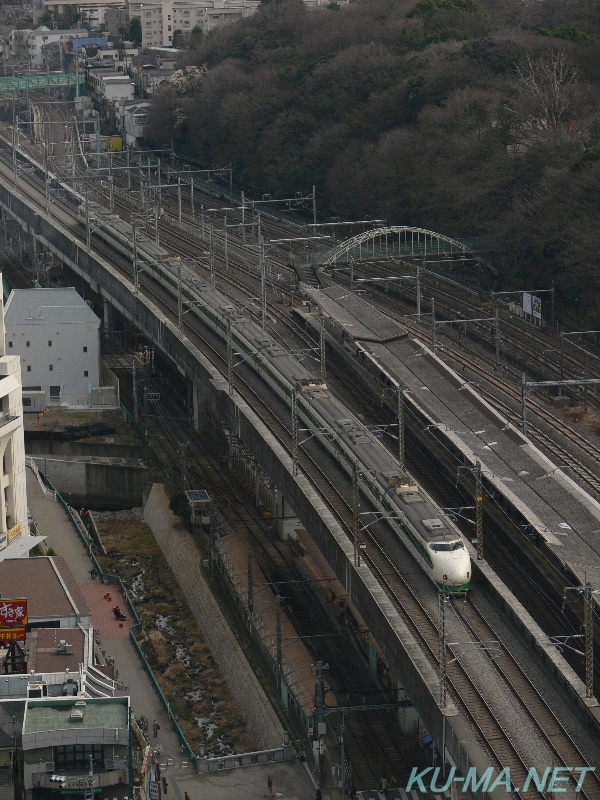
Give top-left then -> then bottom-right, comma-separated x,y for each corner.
23,697 -> 128,736
22,697 -> 131,800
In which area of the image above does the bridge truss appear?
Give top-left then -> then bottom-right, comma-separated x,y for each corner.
322,226 -> 479,266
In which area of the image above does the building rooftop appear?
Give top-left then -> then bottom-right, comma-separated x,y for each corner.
23,697 -> 128,734
28,628 -> 85,674
5,288 -> 100,326
0,557 -> 91,621
29,25 -> 87,37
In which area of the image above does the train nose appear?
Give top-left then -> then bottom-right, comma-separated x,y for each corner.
441,562 -> 471,587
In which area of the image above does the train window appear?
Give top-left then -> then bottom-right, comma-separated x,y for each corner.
429,541 -> 464,552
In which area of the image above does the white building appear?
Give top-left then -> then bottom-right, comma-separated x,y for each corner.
88,68 -> 134,102
0,285 -> 28,553
4,287 -> 101,408
18,25 -> 88,69
123,100 -> 150,145
128,0 -> 259,47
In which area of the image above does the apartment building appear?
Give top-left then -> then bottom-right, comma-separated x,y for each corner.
128,0 -> 258,47
0,285 -> 27,554
8,25 -> 88,69
4,288 -> 102,408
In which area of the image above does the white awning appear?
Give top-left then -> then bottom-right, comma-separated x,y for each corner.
0,536 -> 46,561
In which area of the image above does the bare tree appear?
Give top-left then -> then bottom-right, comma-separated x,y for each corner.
514,49 -> 581,133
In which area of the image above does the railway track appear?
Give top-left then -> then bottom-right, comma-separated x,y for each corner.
1,109 -> 599,793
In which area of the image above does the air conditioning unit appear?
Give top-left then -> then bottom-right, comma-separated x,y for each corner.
27,682 -> 48,698
69,709 -> 84,721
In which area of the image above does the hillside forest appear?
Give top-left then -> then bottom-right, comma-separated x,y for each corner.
144,0 -> 600,324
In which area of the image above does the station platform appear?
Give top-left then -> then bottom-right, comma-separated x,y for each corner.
304,286 -> 600,592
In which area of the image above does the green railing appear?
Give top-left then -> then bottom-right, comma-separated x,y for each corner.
129,630 -> 195,759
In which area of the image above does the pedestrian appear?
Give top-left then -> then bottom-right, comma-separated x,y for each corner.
184,793 -> 190,800
380,777 -> 388,797
316,784 -> 322,800
162,777 -> 168,795
155,765 -> 161,782
267,775 -> 273,797
153,720 -> 160,738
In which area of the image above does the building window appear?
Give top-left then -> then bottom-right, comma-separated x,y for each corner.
83,346 -> 88,352
84,371 -> 89,377
48,340 -> 52,346
26,341 -> 30,347
49,365 -> 53,371
8,342 -> 12,348
49,386 -> 61,398
168,25 -> 171,30
56,744 -> 103,771
23,397 -> 32,407
26,366 -> 31,372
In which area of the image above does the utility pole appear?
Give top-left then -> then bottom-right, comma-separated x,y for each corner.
132,224 -> 139,294
314,660 -> 328,781
494,308 -> 500,371
276,595 -> 282,694
475,460 -> 483,561
132,357 -> 138,425
227,319 -> 233,395
177,262 -> 183,332
416,263 -> 421,323
439,591 -> 447,709
247,548 -> 254,617
292,389 -> 299,477
397,386 -> 405,470
209,223 -> 215,288
353,462 -> 362,567
261,238 -> 267,330
241,191 -> 245,243
319,315 -> 326,385
431,296 -> 436,353
177,176 -> 182,223
224,215 -> 229,271
564,583 -> 596,699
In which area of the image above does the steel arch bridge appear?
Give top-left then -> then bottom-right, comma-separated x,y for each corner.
321,226 -> 482,267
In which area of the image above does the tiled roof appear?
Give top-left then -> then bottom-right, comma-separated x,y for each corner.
0,557 -> 91,620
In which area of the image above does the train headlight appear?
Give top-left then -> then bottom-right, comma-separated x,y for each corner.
443,573 -> 448,581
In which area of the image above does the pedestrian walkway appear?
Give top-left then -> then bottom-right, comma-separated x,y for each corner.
80,583 -> 131,641
25,467 -> 316,800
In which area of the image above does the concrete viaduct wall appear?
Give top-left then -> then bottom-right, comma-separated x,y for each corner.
0,180 -> 499,798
